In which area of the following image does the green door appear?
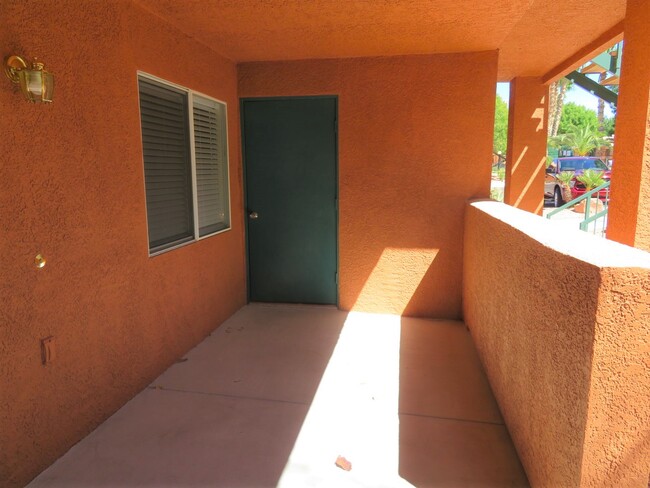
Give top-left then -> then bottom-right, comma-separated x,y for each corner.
242,97 -> 338,304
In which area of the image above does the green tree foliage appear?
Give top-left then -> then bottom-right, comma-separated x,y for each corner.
602,116 -> 615,136
550,123 -> 610,156
577,169 -> 606,191
558,103 -> 599,135
493,95 -> 508,153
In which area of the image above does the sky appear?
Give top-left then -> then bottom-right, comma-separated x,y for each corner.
496,81 -> 614,118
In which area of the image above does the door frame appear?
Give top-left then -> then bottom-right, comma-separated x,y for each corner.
240,95 -> 339,306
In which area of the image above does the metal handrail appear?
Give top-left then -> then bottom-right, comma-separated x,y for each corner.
546,180 -> 610,219
580,208 -> 608,231
492,152 -> 506,170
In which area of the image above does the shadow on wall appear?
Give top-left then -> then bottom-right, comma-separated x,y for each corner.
343,236 -> 467,319
505,83 -> 548,215
351,247 -> 439,315
507,144 -> 546,215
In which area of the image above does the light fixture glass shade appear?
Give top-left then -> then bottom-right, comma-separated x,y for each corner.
17,63 -> 54,103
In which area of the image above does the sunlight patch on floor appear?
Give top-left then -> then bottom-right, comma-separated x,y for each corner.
278,311 -> 414,487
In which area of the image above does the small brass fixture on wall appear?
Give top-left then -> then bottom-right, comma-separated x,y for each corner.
4,55 -> 54,103
34,254 -> 46,268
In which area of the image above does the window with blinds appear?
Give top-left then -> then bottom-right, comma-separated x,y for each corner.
193,96 -> 229,237
138,74 -> 230,255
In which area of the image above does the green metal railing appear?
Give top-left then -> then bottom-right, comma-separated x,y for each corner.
492,152 -> 506,170
566,41 -> 622,108
546,181 -> 610,235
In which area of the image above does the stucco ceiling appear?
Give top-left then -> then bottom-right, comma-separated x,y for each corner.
135,0 -> 626,80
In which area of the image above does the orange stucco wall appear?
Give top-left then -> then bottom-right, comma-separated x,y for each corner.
463,200 -> 650,487
239,52 -> 497,317
0,1 -> 247,486
504,77 -> 548,215
607,0 -> 650,250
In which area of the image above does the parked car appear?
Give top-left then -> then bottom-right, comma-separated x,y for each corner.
545,157 -> 610,206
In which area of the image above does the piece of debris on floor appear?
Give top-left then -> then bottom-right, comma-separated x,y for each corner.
335,455 -> 352,471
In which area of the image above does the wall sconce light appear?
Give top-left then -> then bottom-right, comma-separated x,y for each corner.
4,55 -> 54,103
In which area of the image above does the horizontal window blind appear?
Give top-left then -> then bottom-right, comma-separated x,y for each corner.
139,78 -> 194,252
137,73 -> 230,255
193,96 -> 229,237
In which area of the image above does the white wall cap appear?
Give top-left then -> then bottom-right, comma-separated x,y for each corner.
469,199 -> 650,270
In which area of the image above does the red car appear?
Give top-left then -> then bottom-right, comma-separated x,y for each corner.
546,157 -> 610,206
561,158 -> 611,200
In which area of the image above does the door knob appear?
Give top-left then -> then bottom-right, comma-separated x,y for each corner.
249,211 -> 259,220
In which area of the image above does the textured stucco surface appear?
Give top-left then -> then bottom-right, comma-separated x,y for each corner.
607,0 -> 650,251
135,0 -> 626,81
463,200 -> 650,487
239,53 -> 497,317
582,267 -> 650,486
504,77 -> 548,215
0,1 -> 247,486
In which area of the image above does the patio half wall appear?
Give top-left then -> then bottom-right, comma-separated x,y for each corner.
463,200 -> 650,487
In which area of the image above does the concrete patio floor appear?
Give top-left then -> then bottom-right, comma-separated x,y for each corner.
29,304 -> 528,487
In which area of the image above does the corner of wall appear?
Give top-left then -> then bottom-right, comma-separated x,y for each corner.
581,266 -> 650,486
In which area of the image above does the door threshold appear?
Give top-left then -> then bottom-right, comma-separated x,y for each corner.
248,302 -> 339,310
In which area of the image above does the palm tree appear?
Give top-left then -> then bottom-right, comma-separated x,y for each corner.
575,169 -> 606,214
557,171 -> 575,203
597,73 -> 606,132
577,169 -> 605,191
548,78 -> 573,138
550,123 -> 610,156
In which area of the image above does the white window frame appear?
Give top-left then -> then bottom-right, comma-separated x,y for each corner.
137,71 -> 231,257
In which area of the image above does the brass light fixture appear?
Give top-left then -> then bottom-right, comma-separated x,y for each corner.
34,253 -> 47,269
4,55 -> 54,103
